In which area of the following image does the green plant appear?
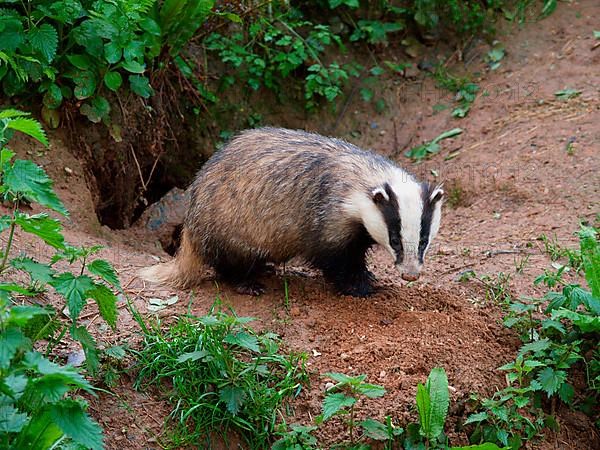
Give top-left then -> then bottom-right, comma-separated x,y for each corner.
272,423 -> 319,450
405,128 -> 463,161
0,109 -> 113,448
0,299 -> 104,449
466,226 -> 600,448
317,372 -> 387,445
514,255 -> 530,274
414,367 -> 450,446
434,67 -> 479,118
135,302 -> 308,448
1,109 -> 121,375
539,233 -> 583,271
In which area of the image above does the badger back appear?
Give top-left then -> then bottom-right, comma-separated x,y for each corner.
184,128 -> 405,262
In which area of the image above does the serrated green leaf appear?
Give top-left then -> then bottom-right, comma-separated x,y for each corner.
49,273 -> 94,320
552,308 -> 600,332
536,367 -> 567,396
0,404 -> 28,433
86,283 -> 117,329
129,75 -> 153,98
452,444 -> 505,450
219,385 -> 246,415
558,382 -> 575,404
4,159 -> 66,213
0,109 -> 29,120
356,382 -> 386,398
11,256 -> 55,285
360,418 -> 390,440
0,327 -> 28,369
51,400 -> 103,449
13,408 -> 63,449
15,212 -> 65,249
22,351 -> 92,393
322,392 -> 355,420
518,338 -> 551,356
104,345 -> 126,359
103,71 -> 122,91
224,331 -> 259,352
28,24 -> 58,63
87,259 -> 120,289
323,372 -> 365,385
70,325 -> 99,375
463,411 -> 488,425
415,383 -> 431,436
5,117 -> 48,146
103,41 -> 122,65
8,305 -> 49,327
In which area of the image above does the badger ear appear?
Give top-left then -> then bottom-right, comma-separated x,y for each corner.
430,187 -> 444,203
371,186 -> 389,204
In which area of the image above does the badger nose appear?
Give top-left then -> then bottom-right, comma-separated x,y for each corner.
401,272 -> 420,282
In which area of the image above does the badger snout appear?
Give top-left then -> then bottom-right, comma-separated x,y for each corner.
401,271 -> 420,282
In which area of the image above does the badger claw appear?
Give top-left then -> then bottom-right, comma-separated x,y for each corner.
235,281 -> 265,296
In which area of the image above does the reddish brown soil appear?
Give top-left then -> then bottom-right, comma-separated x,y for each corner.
2,0 -> 599,449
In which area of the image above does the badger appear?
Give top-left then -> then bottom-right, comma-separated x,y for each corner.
140,127 -> 443,297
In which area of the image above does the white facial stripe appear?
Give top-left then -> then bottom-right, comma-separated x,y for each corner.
430,187 -> 444,202
371,187 -> 389,201
424,201 -> 442,256
344,191 -> 396,259
388,176 -> 423,265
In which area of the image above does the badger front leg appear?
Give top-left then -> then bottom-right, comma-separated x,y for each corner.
315,239 -> 377,298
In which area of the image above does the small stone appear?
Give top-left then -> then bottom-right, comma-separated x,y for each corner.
325,382 -> 335,391
64,167 -> 73,175
290,306 -> 301,317
340,352 -> 350,360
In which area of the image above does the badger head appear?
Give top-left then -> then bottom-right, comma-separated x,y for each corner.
367,181 -> 444,282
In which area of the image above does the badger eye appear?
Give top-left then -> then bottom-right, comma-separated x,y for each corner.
390,237 -> 400,247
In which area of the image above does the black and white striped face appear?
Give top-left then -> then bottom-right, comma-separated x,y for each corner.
369,182 -> 443,281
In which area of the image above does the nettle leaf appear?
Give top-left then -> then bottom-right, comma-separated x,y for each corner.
8,305 -> 49,327
558,382 -> 575,404
0,328 -> 29,369
71,325 -> 99,375
219,385 -> 247,416
50,399 -> 103,450
86,283 -> 117,329
49,273 -> 94,320
5,117 -> 48,146
128,75 -> 153,98
360,418 -> 389,440
356,382 -> 386,398
28,24 -> 58,63
87,258 -> 120,289
103,71 -> 122,91
224,331 -> 260,353
322,392 -> 355,420
536,367 -> 567,397
11,256 -> 55,285
13,408 -> 63,449
518,338 -> 551,356
0,404 -> 28,433
23,351 -> 93,393
15,213 -> 65,249
4,160 -> 66,214
323,372 -> 365,385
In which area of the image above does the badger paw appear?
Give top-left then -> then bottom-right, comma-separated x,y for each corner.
235,280 -> 265,296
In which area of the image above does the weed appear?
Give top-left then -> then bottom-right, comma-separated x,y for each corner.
514,254 -> 530,274
434,67 -> 479,118
479,272 -> 512,304
467,226 -> 600,448
446,182 -> 468,208
405,128 -> 463,162
134,303 -> 308,448
539,233 -> 583,272
0,110 -> 116,447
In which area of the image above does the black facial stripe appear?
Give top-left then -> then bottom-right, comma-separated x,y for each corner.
374,183 -> 403,263
418,183 -> 436,263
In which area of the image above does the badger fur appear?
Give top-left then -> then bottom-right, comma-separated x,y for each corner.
140,127 -> 443,297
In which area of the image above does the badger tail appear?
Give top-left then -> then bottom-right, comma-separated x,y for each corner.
138,229 -> 203,288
